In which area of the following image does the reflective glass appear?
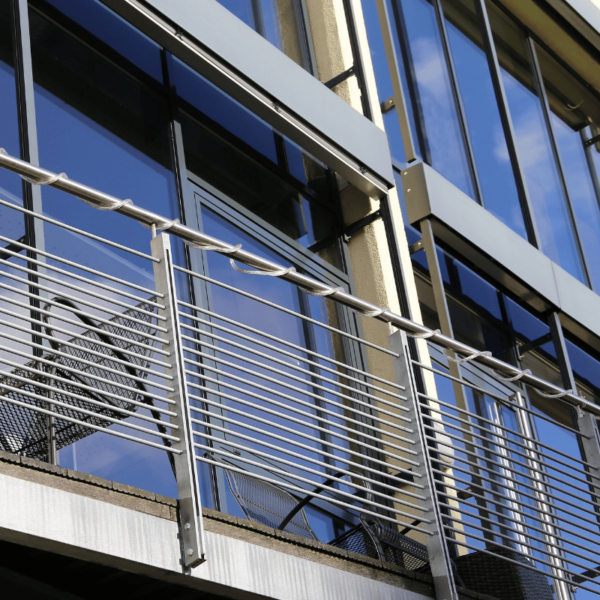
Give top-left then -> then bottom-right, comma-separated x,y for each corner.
0,0 -> 24,241
30,8 -> 181,495
174,57 -> 340,255
198,208 -> 352,538
40,0 -> 163,82
535,44 -> 600,292
395,0 -> 474,197
565,337 -> 600,406
215,0 -> 312,71
441,0 -> 527,238
487,4 -> 585,283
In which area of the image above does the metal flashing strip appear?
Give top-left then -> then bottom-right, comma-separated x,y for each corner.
401,161 -> 600,348
98,0 -> 393,198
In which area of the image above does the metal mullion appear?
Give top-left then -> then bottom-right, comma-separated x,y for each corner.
12,0 -> 54,462
526,36 -> 591,289
432,0 -> 483,206
547,311 -> 577,392
388,0 -> 430,163
163,47 -> 230,515
420,219 -> 495,547
472,0 -> 540,248
341,0 -> 372,120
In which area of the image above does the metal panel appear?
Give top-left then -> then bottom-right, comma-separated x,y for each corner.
98,0 -> 394,197
401,162 -> 559,310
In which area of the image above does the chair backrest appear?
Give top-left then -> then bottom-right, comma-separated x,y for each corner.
223,466 -> 318,540
0,300 -> 157,460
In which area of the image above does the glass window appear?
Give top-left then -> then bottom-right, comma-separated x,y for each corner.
487,3 -> 585,283
173,57 -> 341,257
394,0 -> 475,197
0,0 -> 24,242
441,0 -> 527,239
38,0 -> 163,82
535,44 -> 600,292
29,6 -> 181,496
565,336 -> 600,406
215,0 -> 313,72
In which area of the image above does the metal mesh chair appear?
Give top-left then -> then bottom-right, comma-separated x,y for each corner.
329,514 -> 429,570
0,297 -> 161,461
222,463 -> 318,539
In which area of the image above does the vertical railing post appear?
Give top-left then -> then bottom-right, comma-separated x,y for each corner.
389,329 -> 458,600
151,232 -> 205,568
577,411 -> 600,517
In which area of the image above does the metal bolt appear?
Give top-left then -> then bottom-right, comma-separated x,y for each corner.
187,549 -> 194,556
184,522 -> 191,530
407,189 -> 411,193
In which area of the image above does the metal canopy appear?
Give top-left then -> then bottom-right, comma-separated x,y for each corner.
98,0 -> 394,198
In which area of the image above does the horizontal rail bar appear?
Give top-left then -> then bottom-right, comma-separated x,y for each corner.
419,392 -> 597,471
193,420 -> 424,507
195,445 -> 430,527
179,320 -> 407,403
0,197 -> 158,261
0,305 -> 171,368
423,417 -> 597,487
190,403 -> 423,493
174,268 -> 396,356
0,255 -> 162,321
0,328 -> 173,387
0,280 -> 165,344
0,152 -> 595,416
429,452 -> 600,529
198,454 -> 430,535
0,239 -> 164,308
0,319 -> 171,378
0,355 -> 176,418
435,485 -> 600,557
449,540 -> 600,594
187,384 -> 419,462
178,305 -> 405,391
0,392 -> 180,454
184,363 -> 416,443
0,382 -> 179,442
415,361 -> 585,436
0,265 -> 167,329
182,338 -> 410,419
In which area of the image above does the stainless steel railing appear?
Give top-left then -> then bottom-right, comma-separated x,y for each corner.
0,153 -> 599,598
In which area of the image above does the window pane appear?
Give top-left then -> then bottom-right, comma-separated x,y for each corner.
30,7 -> 181,495
487,3 -> 585,283
215,0 -> 312,71
395,0 -> 474,197
535,44 -> 600,292
441,0 -> 527,238
174,57 -> 340,254
565,337 -> 600,406
0,0 -> 24,241
39,0 -> 163,82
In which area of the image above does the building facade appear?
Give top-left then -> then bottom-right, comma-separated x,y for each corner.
0,0 -> 599,599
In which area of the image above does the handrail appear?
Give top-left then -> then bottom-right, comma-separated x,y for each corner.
0,150 -> 597,418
